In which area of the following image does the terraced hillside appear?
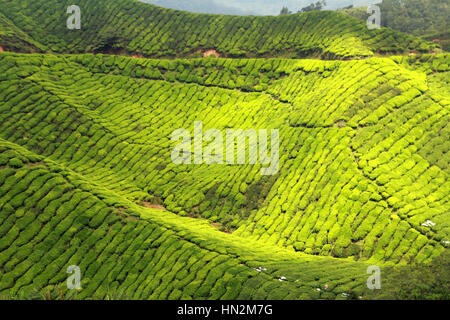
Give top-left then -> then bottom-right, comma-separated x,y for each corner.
0,51 -> 448,298
0,11 -> 45,53
0,0 -> 436,58
0,137 -> 375,299
0,0 -> 449,300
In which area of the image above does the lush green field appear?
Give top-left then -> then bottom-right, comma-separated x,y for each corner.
0,0 -> 448,300
0,51 -> 448,298
0,0 -> 437,58
0,137 -> 376,299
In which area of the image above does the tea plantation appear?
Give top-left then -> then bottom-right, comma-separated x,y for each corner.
0,0 -> 437,58
0,0 -> 448,300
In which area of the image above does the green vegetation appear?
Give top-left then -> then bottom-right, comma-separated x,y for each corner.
0,137 -> 373,299
378,0 -> 448,38
299,1 -> 327,13
0,0 -> 448,300
341,0 -> 449,51
364,250 -> 450,300
0,0 -> 436,58
279,7 -> 292,16
0,11 -> 44,52
0,50 -> 448,275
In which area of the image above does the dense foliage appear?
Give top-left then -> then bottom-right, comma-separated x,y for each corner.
0,0 -> 436,58
364,250 -> 450,300
341,0 -> 449,51
378,0 -> 449,38
0,51 -> 448,262
0,133 -> 370,299
0,12 -> 44,52
0,0 -> 448,301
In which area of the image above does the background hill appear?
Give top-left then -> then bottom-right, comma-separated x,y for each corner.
141,0 -> 375,15
341,0 -> 450,51
0,0 -> 436,58
141,0 -> 256,15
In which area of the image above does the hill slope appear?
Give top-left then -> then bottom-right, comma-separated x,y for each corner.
0,137 -> 373,299
1,52 -> 449,257
0,11 -> 45,53
0,0 -> 436,58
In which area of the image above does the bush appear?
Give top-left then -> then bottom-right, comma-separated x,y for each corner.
364,250 -> 450,300
8,158 -> 23,168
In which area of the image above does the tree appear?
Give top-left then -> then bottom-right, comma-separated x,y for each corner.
279,6 -> 292,15
299,1 -> 326,13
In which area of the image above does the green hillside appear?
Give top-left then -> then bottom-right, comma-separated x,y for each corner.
340,0 -> 450,52
0,11 -> 45,53
0,0 -> 448,300
0,137 -> 374,299
0,0 -> 436,58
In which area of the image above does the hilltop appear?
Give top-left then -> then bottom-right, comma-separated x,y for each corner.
0,0 -> 436,58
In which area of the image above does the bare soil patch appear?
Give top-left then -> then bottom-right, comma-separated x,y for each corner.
203,49 -> 220,58
196,49 -> 220,58
139,200 -> 165,210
